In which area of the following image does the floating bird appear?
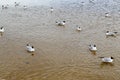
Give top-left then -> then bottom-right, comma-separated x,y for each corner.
23,5 -> 27,10
0,27 -> 4,33
2,5 -> 4,9
5,4 -> 9,9
56,21 -> 66,26
0,27 -> 4,36
50,7 -> 54,13
4,6 -> 8,9
81,2 -> 85,6
14,2 -> 20,7
2,4 -> 8,9
106,31 -> 117,37
26,44 -> 35,52
100,57 -> 114,63
118,10 -> 120,15
89,44 -> 97,51
89,0 -> 95,3
76,25 -> 82,31
105,12 -> 110,17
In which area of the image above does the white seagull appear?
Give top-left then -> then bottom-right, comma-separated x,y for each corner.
26,44 -> 35,52
105,12 -> 110,17
14,2 -> 20,7
2,5 -> 4,9
2,5 -> 8,9
23,5 -> 27,10
89,44 -> 97,51
50,7 -> 54,13
106,31 -> 117,37
4,4 -> 9,9
100,57 -> 114,63
76,25 -> 82,31
56,21 -> 66,26
0,27 -> 4,33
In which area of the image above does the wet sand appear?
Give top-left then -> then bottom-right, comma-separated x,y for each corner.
0,0 -> 120,80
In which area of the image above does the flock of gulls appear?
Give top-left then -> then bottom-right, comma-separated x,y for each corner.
1,0 -> 119,64
54,20 -> 116,63
1,2 -> 27,10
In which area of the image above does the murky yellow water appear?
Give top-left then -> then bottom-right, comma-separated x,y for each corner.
0,0 -> 120,80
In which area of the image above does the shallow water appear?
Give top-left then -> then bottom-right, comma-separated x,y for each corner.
0,0 -> 120,80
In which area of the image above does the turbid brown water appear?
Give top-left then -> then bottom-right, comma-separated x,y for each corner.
0,0 -> 120,80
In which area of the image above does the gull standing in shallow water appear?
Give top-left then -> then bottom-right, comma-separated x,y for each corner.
106,31 -> 118,37
26,44 -> 35,52
56,21 -> 66,26
89,44 -> 97,52
100,57 -> 114,63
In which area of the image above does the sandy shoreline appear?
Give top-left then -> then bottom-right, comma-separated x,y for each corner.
0,1 -> 120,79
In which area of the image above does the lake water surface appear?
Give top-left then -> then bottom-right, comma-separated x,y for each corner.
0,0 -> 120,80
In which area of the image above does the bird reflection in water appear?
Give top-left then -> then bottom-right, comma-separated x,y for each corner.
90,51 -> 96,55
100,62 -> 114,68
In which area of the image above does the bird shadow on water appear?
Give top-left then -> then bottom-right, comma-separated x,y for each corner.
26,51 -> 35,56
100,62 -> 114,68
31,53 -> 35,56
106,35 -> 116,38
76,30 -> 81,32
